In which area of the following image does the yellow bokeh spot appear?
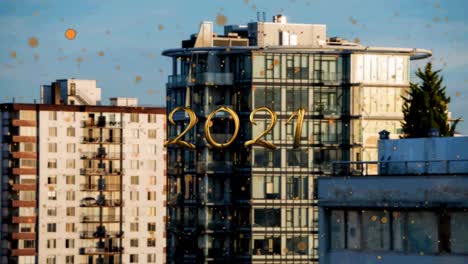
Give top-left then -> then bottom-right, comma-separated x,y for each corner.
65,28 -> 77,40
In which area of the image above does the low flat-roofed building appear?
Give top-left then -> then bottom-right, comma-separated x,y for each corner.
317,134 -> 468,264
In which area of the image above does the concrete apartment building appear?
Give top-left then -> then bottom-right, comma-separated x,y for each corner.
317,133 -> 468,264
1,79 -> 167,264
163,15 -> 431,263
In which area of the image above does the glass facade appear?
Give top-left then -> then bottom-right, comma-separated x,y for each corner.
166,50 -> 359,264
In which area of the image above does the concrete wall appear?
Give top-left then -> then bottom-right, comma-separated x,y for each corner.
378,137 -> 468,175
317,176 -> 468,207
251,22 -> 326,47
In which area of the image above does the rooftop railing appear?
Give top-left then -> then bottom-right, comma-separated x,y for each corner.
331,159 -> 468,176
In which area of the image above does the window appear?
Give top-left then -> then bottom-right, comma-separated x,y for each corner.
132,144 -> 139,153
148,114 -> 157,123
47,207 -> 57,216
287,149 -> 308,167
147,191 -> 156,201
131,176 -> 139,185
287,176 -> 308,200
48,175 -> 57,184
66,175 -> 75,184
252,176 -> 280,199
130,191 -> 139,201
147,238 -> 156,247
253,148 -> 281,168
130,222 -> 139,232
286,236 -> 309,255
48,143 -> 57,153
66,207 -> 75,216
147,253 -> 157,263
286,89 -> 309,111
66,191 -> 75,201
130,113 -> 139,123
66,143 -> 75,153
49,127 -> 57,136
253,235 -> 281,255
148,223 -> 156,232
20,159 -> 36,168
48,159 -> 57,169
48,191 -> 57,200
66,159 -> 75,169
47,223 -> 56,232
253,209 -> 281,227
46,256 -> 56,264
149,176 -> 157,185
148,129 -> 157,139
65,239 -> 74,249
65,223 -> 75,232
47,239 -> 56,249
286,208 -> 309,228
129,254 -> 139,263
130,239 -> 139,247
65,256 -> 74,264
147,160 -> 157,171
254,87 -> 281,111
49,111 -> 57,120
19,110 -> 36,120
130,160 -> 140,169
21,142 -> 36,152
66,127 -> 75,137
148,207 -> 156,217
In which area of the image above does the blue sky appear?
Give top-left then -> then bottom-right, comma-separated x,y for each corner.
0,0 -> 467,133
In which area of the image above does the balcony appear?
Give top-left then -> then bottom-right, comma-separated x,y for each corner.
11,232 -> 35,240
80,168 -> 124,176
11,200 -> 36,207
82,137 -> 123,144
196,161 -> 233,174
12,119 -> 36,127
12,216 -> 36,223
168,72 -> 234,88
12,168 -> 36,175
80,198 -> 124,207
80,184 -> 121,192
194,105 -> 234,117
11,152 -> 37,159
11,184 -> 36,191
80,152 -> 123,160
12,136 -> 36,143
79,247 -> 123,255
11,248 -> 36,256
80,230 -> 124,239
81,215 -> 121,223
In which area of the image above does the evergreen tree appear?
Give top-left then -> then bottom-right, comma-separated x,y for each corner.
401,62 -> 459,138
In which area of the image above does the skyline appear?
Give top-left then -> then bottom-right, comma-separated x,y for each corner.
0,0 -> 467,133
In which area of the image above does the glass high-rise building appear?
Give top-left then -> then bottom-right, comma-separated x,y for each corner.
163,15 -> 431,264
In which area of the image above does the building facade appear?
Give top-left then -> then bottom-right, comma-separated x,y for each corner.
317,135 -> 468,264
163,16 -> 431,263
1,81 -> 167,264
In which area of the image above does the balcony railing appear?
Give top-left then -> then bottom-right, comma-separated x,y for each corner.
81,121 -> 122,128
80,168 -> 124,176
80,152 -> 123,160
332,159 -> 468,176
80,230 -> 124,239
81,137 -> 123,144
168,72 -> 234,88
81,215 -> 121,222
196,161 -> 233,174
79,247 -> 123,255
80,198 -> 124,207
80,184 -> 121,191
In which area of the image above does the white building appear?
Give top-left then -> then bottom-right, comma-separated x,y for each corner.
1,81 -> 167,264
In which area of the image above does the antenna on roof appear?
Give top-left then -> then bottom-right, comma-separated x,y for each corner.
257,11 -> 266,22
